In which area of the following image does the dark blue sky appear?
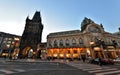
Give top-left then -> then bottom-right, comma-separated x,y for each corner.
0,0 -> 120,42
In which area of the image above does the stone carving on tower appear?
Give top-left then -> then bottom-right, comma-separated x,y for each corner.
19,11 -> 43,58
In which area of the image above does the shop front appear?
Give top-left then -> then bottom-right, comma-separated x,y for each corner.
47,48 -> 88,60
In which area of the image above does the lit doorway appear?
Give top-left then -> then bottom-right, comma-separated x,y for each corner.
22,46 -> 31,58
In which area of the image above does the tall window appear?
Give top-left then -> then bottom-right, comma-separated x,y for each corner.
72,39 -> 76,46
66,39 -> 69,46
59,39 -> 63,46
54,40 -> 58,47
79,38 -> 83,44
49,40 -> 52,47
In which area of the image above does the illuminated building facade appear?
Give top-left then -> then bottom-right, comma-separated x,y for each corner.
47,17 -> 120,60
19,11 -> 44,58
0,32 -> 20,59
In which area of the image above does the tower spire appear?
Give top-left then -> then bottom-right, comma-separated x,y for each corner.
32,11 -> 41,22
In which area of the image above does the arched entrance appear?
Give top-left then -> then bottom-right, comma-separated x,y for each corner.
22,46 -> 32,58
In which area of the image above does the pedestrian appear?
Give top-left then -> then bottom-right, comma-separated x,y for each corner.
99,57 -> 102,66
82,56 -> 86,63
88,55 -> 92,63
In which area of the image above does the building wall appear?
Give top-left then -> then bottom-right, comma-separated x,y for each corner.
0,32 -> 20,58
47,20 -> 120,60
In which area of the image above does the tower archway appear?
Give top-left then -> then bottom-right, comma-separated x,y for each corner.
22,46 -> 31,58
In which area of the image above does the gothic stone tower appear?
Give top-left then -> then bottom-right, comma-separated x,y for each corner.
19,11 -> 43,58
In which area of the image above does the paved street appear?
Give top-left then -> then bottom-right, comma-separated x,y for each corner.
67,61 -> 120,75
0,59 -> 92,75
0,59 -> 120,75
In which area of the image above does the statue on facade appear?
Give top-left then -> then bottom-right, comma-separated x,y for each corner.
100,23 -> 104,30
81,17 -> 94,32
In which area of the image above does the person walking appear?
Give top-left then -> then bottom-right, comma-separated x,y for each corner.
99,57 -> 102,66
82,56 -> 86,63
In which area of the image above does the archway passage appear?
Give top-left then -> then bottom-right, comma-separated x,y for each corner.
22,46 -> 31,58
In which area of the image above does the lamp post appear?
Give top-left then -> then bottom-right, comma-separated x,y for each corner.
112,40 -> 118,58
98,40 -> 106,59
90,41 -> 95,59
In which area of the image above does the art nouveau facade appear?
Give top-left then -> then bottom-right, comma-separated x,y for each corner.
47,18 -> 120,60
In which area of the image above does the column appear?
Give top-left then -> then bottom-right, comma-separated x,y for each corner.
100,45 -> 106,59
57,49 -> 60,59
64,48 -> 66,61
70,48 -> 73,60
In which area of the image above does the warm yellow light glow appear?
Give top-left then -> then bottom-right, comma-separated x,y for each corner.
14,37 -> 19,40
90,41 -> 94,45
48,48 -> 87,58
66,54 -> 69,57
6,44 -> 10,48
53,54 -> 57,57
73,54 -> 78,58
2,53 -> 8,56
60,54 -> 64,57
87,50 -> 90,55
94,47 -> 100,51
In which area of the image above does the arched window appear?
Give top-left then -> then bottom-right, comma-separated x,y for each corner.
79,38 -> 83,44
59,39 -> 63,46
72,39 -> 76,46
54,40 -> 58,47
49,40 -> 52,47
66,39 -> 69,46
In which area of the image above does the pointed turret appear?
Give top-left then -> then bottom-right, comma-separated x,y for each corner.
32,11 -> 41,22
26,16 -> 30,22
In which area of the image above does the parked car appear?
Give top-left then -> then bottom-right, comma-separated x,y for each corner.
89,58 -> 99,64
101,59 -> 114,65
89,58 -> 114,65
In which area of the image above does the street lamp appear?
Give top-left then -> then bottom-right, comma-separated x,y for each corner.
90,41 -> 95,59
98,39 -> 106,59
112,40 -> 118,58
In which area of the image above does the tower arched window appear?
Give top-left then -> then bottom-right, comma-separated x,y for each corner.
79,38 -> 83,44
59,39 -> 63,47
72,39 -> 76,46
54,40 -> 58,47
66,39 -> 69,46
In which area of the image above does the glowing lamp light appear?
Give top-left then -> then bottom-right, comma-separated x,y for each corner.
87,50 -> 90,55
60,54 -> 64,57
90,41 -> 94,45
14,37 -> 19,40
66,54 -> 69,57
53,54 -> 57,57
94,47 -> 100,51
